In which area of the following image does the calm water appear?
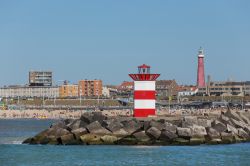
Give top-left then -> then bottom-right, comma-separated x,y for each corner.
0,119 -> 250,166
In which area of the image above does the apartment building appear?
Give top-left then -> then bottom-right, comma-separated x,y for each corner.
59,84 -> 78,98
29,71 -> 52,86
78,80 -> 102,97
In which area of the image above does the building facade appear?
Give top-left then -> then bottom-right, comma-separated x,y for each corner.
198,81 -> 250,96
78,80 -> 102,97
29,71 -> 53,86
0,86 -> 59,98
156,80 -> 179,97
59,84 -> 78,98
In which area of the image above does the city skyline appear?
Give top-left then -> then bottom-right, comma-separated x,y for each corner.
0,1 -> 250,86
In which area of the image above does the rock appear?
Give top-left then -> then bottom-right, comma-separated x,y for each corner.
112,128 -> 129,137
211,120 -> 227,133
105,119 -> 124,132
143,121 -> 151,130
64,119 -> 74,125
50,121 -> 68,130
172,138 -> 189,145
221,132 -> 236,144
230,118 -> 247,129
146,127 -> 161,139
92,112 -> 107,123
206,127 -> 221,139
60,134 -> 78,145
226,124 -> 238,134
163,122 -> 177,133
72,128 -> 88,140
177,127 -> 192,138
80,112 -> 93,124
86,121 -> 111,135
189,137 -> 205,145
225,109 -> 243,122
47,128 -> 71,138
133,131 -> 151,142
115,135 -> 138,145
101,135 -> 119,144
238,128 -> 249,140
198,119 -> 211,128
159,130 -> 178,142
148,120 -> 165,131
67,119 -> 88,131
191,125 -> 207,137
182,116 -> 198,128
219,114 -> 231,125
237,112 -> 250,124
80,134 -> 102,145
243,125 -> 250,135
122,119 -> 142,134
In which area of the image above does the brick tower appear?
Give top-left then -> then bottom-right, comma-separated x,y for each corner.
129,64 -> 160,117
197,47 -> 205,87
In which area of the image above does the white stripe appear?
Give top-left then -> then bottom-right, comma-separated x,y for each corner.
134,100 -> 155,109
134,81 -> 155,91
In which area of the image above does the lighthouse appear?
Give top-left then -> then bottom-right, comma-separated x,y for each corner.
129,64 -> 160,117
197,47 -> 205,87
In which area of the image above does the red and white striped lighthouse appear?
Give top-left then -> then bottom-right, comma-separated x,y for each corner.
129,64 -> 160,117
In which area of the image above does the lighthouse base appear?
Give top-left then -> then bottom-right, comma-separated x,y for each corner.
133,109 -> 156,117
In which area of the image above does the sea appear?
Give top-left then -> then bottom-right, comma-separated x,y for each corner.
0,119 -> 250,166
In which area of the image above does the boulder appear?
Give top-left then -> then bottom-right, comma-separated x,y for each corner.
122,119 -> 142,134
198,119 -> 211,128
80,112 -> 93,124
146,127 -> 161,139
47,128 -> 71,138
211,120 -> 227,133
67,119 -> 88,131
181,116 -> 198,128
238,128 -> 249,140
112,128 -> 129,137
115,135 -> 138,145
133,131 -> 151,142
226,124 -> 238,134
86,121 -> 111,135
92,112 -> 107,123
71,128 -> 88,140
237,112 -> 250,124
163,122 -> 177,133
101,135 -> 119,144
218,115 -> 231,125
60,134 -> 78,145
177,127 -> 192,138
221,132 -> 236,144
191,125 -> 207,137
105,119 -> 124,133
230,118 -> 247,129
225,109 -> 243,122
50,121 -> 68,130
148,120 -> 165,131
189,137 -> 205,145
80,134 -> 102,145
205,127 -> 221,144
172,138 -> 189,145
206,127 -> 221,139
159,130 -> 178,142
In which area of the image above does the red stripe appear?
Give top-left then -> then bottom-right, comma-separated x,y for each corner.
134,91 -> 155,100
134,109 -> 156,117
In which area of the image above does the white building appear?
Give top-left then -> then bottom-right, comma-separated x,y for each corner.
0,86 -> 59,98
102,86 -> 110,98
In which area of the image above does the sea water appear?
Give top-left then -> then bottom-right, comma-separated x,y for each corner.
0,119 -> 250,166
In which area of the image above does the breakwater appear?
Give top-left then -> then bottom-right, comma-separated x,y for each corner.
23,109 -> 250,145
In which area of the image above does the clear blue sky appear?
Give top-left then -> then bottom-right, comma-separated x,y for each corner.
0,0 -> 249,86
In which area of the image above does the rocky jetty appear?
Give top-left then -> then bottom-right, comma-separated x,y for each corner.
23,110 -> 250,146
